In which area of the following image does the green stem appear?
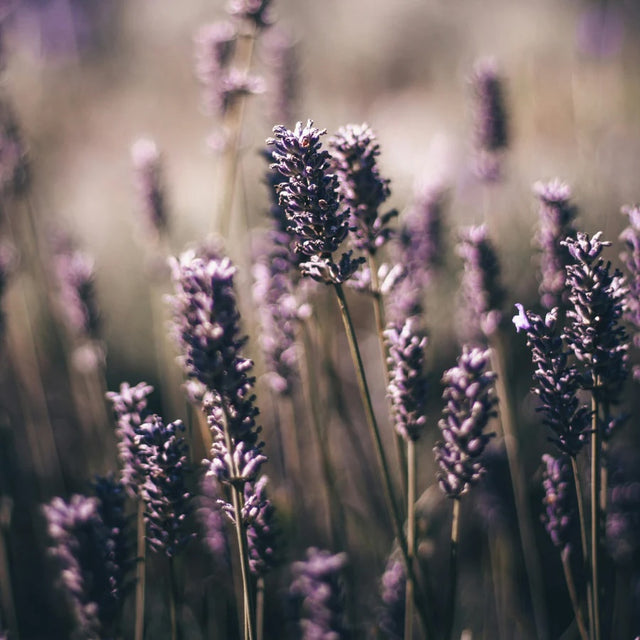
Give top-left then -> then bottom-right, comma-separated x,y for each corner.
135,500 -> 146,640
590,389 -> 601,640
221,402 -> 256,640
332,282 -> 434,639
561,549 -> 589,640
444,498 -> 461,640
169,556 -> 179,640
404,439 -> 416,640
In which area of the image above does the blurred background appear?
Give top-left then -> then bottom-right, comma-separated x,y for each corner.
2,0 -> 640,637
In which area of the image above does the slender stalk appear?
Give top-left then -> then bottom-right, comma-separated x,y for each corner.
332,282 -> 434,639
220,402 -> 256,640
0,517 -> 18,640
256,576 -> 265,640
444,497 -> 461,640
135,500 -> 146,640
590,389 -> 601,640
560,549 -> 589,640
490,339 -> 549,640
404,439 -> 416,640
169,556 -> 179,640
216,23 -> 258,237
369,255 -> 408,509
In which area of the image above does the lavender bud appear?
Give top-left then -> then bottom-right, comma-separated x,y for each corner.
541,454 -> 574,554
620,204 -> 640,381
328,123 -> 396,255
434,345 -> 497,498
534,179 -> 578,310
457,225 -> 505,342
378,557 -> 406,640
106,381 -> 154,496
243,475 -> 278,577
227,0 -> 272,28
267,120 -> 364,284
131,138 -> 168,240
135,415 -> 193,557
290,547 -> 349,640
513,304 -> 590,457
385,317 -> 428,442
562,231 -> 629,405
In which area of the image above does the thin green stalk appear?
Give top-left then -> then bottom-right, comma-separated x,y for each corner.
490,339 -> 549,640
169,556 -> 180,640
369,255 -> 408,510
404,439 -> 416,640
221,402 -> 256,640
135,500 -> 146,640
590,390 -> 601,640
561,549 -> 589,640
0,517 -> 18,640
332,282 -> 434,639
444,497 -> 461,640
256,576 -> 265,640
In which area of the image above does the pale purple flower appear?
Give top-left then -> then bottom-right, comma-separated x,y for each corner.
434,345 -> 497,498
620,204 -> 640,381
0,98 -> 29,196
227,0 -> 272,28
290,548 -> 349,640
131,138 -> 168,240
262,27 -> 298,126
196,474 -> 231,570
378,557 -> 405,640
541,454 -> 574,555
243,475 -> 277,577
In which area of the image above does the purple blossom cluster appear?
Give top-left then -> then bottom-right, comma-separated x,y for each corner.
541,454 -> 574,555
327,123 -> 396,255
378,557 -> 406,640
195,474 -> 231,570
242,475 -> 278,576
267,120 -> 363,284
290,548 -> 348,640
562,231 -> 629,405
513,304 -> 590,457
43,492 -> 132,639
457,225 -> 505,343
534,179 -> 578,310
619,204 -> 640,380
434,345 -> 497,498
384,317 -> 429,442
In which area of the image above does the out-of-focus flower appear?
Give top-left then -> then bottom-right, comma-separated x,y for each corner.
534,179 -> 578,310
267,120 -> 363,284
576,6 -> 624,60
457,225 -> 505,343
620,204 -> 640,381
328,123 -> 396,255
541,454 -> 574,555
378,556 -> 406,640
227,0 -> 272,28
196,474 -> 231,570
434,345 -> 497,498
563,231 -> 629,407
131,138 -> 169,241
243,475 -> 278,577
0,98 -> 29,196
262,27 -> 298,126
290,547 -> 348,640
385,317 -> 429,442
607,456 -> 640,567
0,240 -> 16,340
513,304 -> 590,457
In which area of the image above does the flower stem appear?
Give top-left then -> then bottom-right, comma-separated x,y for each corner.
560,549 -> 589,640
404,439 -> 416,640
135,499 -> 146,640
169,556 -> 179,640
590,389 -> 601,640
332,282 -> 434,639
256,576 -> 265,640
444,497 -> 461,640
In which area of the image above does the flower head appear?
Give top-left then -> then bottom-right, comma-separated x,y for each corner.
378,557 -> 406,640
541,454 -> 574,555
620,204 -> 640,381
131,138 -> 168,240
243,475 -> 278,577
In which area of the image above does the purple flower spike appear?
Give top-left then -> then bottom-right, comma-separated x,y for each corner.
267,120 -> 364,284
457,225 -> 505,343
290,547 -> 349,640
620,204 -> 640,381
434,345 -> 497,498
196,474 -> 231,570
514,305 -> 590,457
378,557 -> 406,640
135,415 -> 193,557
534,179 -> 578,310
0,99 -> 30,196
385,317 -> 429,442
562,231 -> 629,405
328,123 -> 396,255
243,475 -> 278,577
131,138 -> 168,240
541,454 -> 574,555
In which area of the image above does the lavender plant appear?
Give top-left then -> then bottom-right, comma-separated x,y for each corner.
620,204 -> 640,380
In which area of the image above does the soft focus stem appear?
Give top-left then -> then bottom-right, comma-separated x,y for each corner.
590,388 -> 601,640
332,282 -> 434,639
169,556 -> 179,640
135,500 -> 146,640
561,549 -> 589,640
256,576 -> 264,640
444,497 -> 460,640
404,439 -> 416,640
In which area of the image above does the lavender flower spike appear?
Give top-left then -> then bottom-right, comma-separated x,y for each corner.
378,556 -> 406,640
267,120 -> 363,284
243,475 -> 278,577
434,345 -> 497,498
328,123 -> 397,255
385,317 -> 429,441
534,179 -> 578,309
290,547 -> 349,640
131,138 -> 168,240
620,204 -> 640,381
541,454 -> 574,556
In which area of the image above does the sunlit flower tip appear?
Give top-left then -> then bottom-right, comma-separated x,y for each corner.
512,303 -> 530,333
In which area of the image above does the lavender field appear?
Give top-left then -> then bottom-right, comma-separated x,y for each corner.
1,1 -> 640,638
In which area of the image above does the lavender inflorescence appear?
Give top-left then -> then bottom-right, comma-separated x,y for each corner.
135,415 -> 193,557
534,179 -> 578,310
378,557 -> 406,640
540,454 -> 574,555
513,304 -> 591,457
328,123 -> 396,255
562,231 -> 629,405
267,120 -> 363,284
131,138 -> 168,239
384,317 -> 429,442
243,475 -> 278,577
290,547 -> 349,640
457,224 -> 505,342
620,204 -> 640,381
434,345 -> 497,498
